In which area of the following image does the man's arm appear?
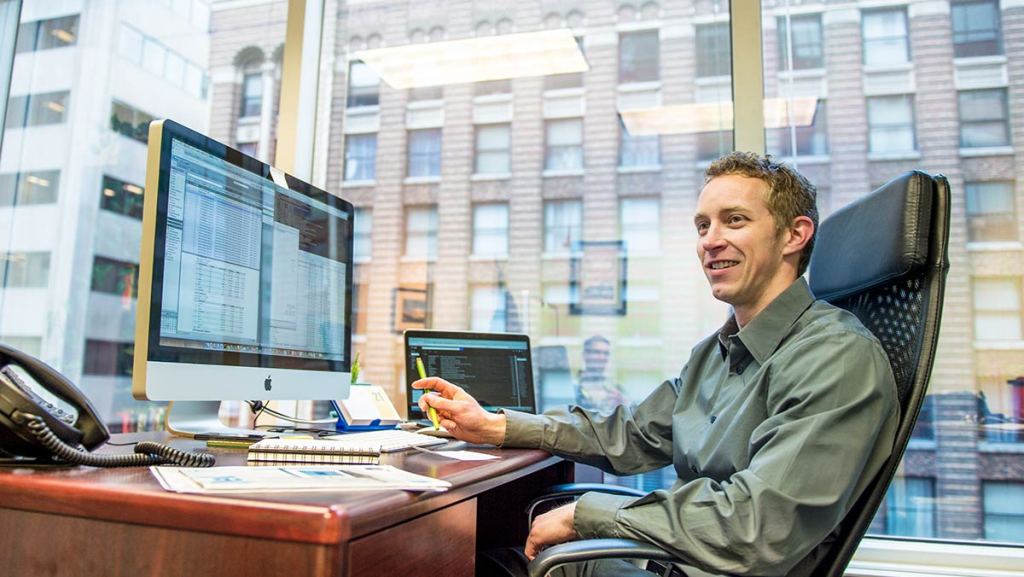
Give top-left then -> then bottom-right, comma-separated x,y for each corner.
571,331 -> 899,577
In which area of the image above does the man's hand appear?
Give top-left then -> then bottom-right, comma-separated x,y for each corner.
525,502 -> 578,561
412,377 -> 507,445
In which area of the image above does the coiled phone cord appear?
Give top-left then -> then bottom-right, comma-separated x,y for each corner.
24,414 -> 215,468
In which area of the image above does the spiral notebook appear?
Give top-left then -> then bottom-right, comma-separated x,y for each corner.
247,438 -> 381,465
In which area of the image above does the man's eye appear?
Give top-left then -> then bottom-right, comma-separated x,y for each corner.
696,222 -> 709,234
728,215 -> 745,225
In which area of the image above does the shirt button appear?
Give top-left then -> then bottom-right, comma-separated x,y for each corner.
709,415 -> 717,424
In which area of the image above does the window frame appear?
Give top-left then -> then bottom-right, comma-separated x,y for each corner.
862,7 -> 910,68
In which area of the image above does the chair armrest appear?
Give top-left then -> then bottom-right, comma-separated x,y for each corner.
526,483 -> 647,522
528,538 -> 677,577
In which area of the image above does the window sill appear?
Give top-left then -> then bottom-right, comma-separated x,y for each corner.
542,252 -> 581,260
973,341 -> 1024,350
399,255 -> 437,263
617,165 -> 662,174
954,55 -> 1008,67
544,87 -> 585,98
867,151 -> 921,162
618,81 -> 662,93
775,154 -> 830,165
960,146 -> 1014,158
862,63 -> 913,74
849,537 -> 1024,577
977,440 -> 1024,454
345,105 -> 380,116
966,241 -> 1022,251
777,68 -> 826,80
404,176 -> 441,185
543,169 -> 585,178
471,173 -> 511,181
468,254 -> 509,262
342,179 -> 376,188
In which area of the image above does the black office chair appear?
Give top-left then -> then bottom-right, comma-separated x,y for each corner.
524,171 -> 951,577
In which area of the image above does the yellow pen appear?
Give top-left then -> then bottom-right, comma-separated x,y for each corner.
415,356 -> 440,430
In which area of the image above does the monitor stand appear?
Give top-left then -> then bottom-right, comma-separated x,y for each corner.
164,401 -> 271,439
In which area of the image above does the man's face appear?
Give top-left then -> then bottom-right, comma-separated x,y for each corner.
695,174 -> 794,323
583,341 -> 610,372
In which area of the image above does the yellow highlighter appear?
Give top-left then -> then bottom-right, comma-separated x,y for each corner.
415,356 -> 441,430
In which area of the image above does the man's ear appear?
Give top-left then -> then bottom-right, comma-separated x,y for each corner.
782,216 -> 815,258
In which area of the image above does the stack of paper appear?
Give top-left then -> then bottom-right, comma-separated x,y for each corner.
151,464 -> 451,494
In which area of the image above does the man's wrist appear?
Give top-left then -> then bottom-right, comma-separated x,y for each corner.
487,412 -> 507,445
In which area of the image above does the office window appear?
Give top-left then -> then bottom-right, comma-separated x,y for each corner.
867,95 -> 916,153
984,482 -> 1024,543
404,206 -> 438,259
545,118 -> 583,171
91,256 -> 139,298
475,124 -> 511,175
83,340 -> 134,377
239,72 -> 262,118
407,128 -> 442,178
409,86 -> 443,101
344,133 -> 377,181
697,130 -> 734,161
472,203 -> 509,257
0,170 -> 59,206
0,252 -> 50,288
15,14 -> 79,53
100,175 -> 145,220
966,182 -> 1017,242
769,100 -> 828,157
863,8 -> 910,67
353,208 -> 372,260
959,88 -> 1010,148
885,477 -> 937,538
953,0 -> 1003,58
4,91 -> 69,129
347,61 -> 379,108
544,200 -> 582,253
141,37 -> 167,77
619,30 -> 659,84
475,79 -> 511,96
777,14 -> 823,71
470,286 -> 508,332
696,23 -> 731,78
110,101 -> 155,145
620,198 -> 660,253
619,117 -> 660,168
118,24 -> 144,64
973,278 -> 1022,341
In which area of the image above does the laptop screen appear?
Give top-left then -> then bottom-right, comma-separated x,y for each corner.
405,331 -> 536,419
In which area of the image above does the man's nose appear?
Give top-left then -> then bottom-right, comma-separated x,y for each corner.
700,223 -> 727,252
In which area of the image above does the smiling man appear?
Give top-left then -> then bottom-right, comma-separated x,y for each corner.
414,152 -> 898,577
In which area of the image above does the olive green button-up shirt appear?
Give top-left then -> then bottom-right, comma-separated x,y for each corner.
503,278 -> 898,576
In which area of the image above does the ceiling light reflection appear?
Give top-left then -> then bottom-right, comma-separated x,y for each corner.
620,97 -> 819,136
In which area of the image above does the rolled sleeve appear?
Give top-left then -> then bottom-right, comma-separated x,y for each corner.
574,492 -> 635,539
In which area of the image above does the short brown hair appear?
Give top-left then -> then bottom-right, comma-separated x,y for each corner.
704,151 -> 819,276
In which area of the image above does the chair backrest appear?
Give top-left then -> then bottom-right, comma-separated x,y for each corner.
805,171 -> 950,576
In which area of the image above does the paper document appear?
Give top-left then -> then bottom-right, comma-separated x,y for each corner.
419,449 -> 498,461
151,464 -> 450,494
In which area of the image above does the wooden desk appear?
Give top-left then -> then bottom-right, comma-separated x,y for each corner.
0,433 -> 572,577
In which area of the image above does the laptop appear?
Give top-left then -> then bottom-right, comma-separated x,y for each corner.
404,330 -> 538,422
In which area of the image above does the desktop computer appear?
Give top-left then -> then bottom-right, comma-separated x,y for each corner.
132,119 -> 355,436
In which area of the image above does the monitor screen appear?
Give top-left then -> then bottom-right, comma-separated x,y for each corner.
405,331 -> 536,418
133,120 -> 354,402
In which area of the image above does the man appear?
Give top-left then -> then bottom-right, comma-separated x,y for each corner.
414,152 -> 898,577
575,335 -> 628,411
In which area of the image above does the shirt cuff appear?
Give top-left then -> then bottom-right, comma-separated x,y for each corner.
574,491 -> 635,539
497,409 -> 547,448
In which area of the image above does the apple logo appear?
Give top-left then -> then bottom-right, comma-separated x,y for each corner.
264,375 -> 272,391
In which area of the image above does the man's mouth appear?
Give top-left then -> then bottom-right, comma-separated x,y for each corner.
709,260 -> 739,270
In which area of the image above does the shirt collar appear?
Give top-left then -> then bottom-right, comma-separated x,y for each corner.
734,277 -> 815,365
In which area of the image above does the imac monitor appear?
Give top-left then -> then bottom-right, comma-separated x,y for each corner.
133,120 -> 354,416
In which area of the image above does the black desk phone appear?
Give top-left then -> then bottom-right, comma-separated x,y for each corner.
0,344 -> 213,467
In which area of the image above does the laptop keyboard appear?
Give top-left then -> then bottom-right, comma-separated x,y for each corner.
327,429 -> 448,453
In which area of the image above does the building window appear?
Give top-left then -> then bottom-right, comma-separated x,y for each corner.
100,175 -> 145,220
470,285 -> 508,332
966,182 -> 1017,242
620,198 -> 660,253
777,14 -> 823,71
353,208 -> 372,260
110,101 -> 155,145
475,124 -> 511,175
619,30 -> 659,84
475,79 -> 511,96
973,278 -> 1022,341
237,142 -> 257,157
409,86 -> 443,101
696,23 -> 731,78
15,14 -> 79,53
545,118 -> 584,171
0,252 -> 50,288
863,8 -> 909,67
867,95 -> 915,154
0,336 -> 41,357
959,88 -> 1010,148
404,206 -> 438,259
91,256 -> 139,298
697,130 -> 734,161
952,0 -> 1003,58
83,340 -> 134,377
885,477 -> 937,538
984,483 -> 1024,543
769,100 -> 828,157
347,61 -> 380,108
0,170 -> 59,207
4,91 -> 69,129
472,203 -> 509,257
407,128 -> 442,178
545,200 -> 583,254
239,72 -> 262,118
619,117 -> 660,168
344,133 -> 377,181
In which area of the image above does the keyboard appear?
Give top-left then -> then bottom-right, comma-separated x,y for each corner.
327,429 -> 448,453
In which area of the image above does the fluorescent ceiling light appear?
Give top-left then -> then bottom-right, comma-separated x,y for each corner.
51,29 -> 75,44
355,29 -> 588,89
123,184 -> 144,195
25,175 -> 50,187
620,97 -> 819,136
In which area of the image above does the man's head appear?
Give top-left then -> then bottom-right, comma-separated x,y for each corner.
582,335 -> 611,373
696,152 -> 817,324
